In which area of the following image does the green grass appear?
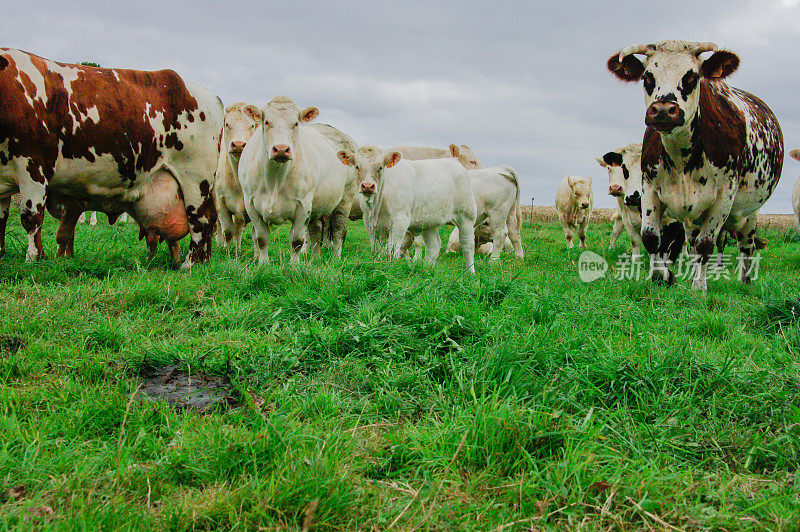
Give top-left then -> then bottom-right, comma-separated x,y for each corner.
2,211 -> 800,530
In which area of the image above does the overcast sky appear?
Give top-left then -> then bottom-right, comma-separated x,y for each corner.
4,0 -> 799,212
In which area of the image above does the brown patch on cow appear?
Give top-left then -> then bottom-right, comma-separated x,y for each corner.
19,201 -> 45,259
185,179 -> 217,263
697,80 -> 747,172
164,132 -> 183,151
199,111 -> 206,121
641,126 -> 662,182
0,48 -> 199,185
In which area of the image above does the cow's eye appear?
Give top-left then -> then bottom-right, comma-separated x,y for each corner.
263,120 -> 270,127
293,122 -> 299,128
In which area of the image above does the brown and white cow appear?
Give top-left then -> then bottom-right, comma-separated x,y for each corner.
0,48 -> 222,266
608,40 -> 783,290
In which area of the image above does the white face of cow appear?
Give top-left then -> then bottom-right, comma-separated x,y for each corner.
567,176 -> 592,210
449,144 -> 482,169
337,146 -> 401,198
224,104 -> 262,156
597,144 -> 642,208
261,96 -> 319,163
607,40 -> 740,133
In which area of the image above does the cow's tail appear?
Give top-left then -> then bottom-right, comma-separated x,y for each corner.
500,165 -> 522,236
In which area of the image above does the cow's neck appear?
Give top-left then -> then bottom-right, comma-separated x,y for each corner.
264,159 -> 293,185
228,153 -> 241,180
657,120 -> 695,172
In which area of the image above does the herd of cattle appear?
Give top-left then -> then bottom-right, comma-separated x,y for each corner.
0,40 -> 797,290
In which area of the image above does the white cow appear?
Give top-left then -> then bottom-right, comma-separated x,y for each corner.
238,96 -> 357,264
215,103 -> 262,253
792,149 -> 800,232
337,146 -> 477,272
443,165 -> 524,260
555,176 -> 593,249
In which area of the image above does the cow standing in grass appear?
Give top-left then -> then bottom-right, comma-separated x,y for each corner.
555,175 -> 593,249
338,146 -> 477,272
238,96 -> 357,264
0,48 -> 222,266
608,40 -> 783,290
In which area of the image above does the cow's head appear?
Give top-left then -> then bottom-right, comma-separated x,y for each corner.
596,143 -> 642,206
449,144 -> 482,169
608,40 -> 739,133
224,103 -> 262,156
790,149 -> 800,162
338,146 -> 401,199
261,96 -> 319,163
567,176 -> 592,210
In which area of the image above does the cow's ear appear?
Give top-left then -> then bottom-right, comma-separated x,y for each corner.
243,105 -> 264,122
299,106 -> 319,123
596,157 -> 608,168
567,176 -> 578,188
337,150 -> 353,166
608,53 -> 645,82
602,151 -> 623,167
790,149 -> 800,162
587,176 -> 592,185
449,144 -> 459,157
701,50 -> 739,79
384,151 -> 402,168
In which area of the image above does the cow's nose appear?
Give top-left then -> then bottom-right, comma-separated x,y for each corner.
581,202 -> 590,209
609,184 -> 623,196
646,100 -> 682,130
230,141 -> 246,152
360,182 -> 376,194
272,144 -> 291,159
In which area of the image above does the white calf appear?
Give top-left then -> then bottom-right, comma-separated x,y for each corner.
555,176 -> 593,249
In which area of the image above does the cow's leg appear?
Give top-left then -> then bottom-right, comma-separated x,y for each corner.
610,217 -> 624,248
457,219 -> 476,274
422,227 -> 441,265
507,207 -> 524,260
168,240 -> 181,264
413,235 -> 424,260
232,216 -> 246,255
561,218 -> 574,249
735,214 -> 758,284
55,204 -> 81,258
578,216 -> 589,250
0,195 -> 11,258
388,218 -> 411,259
77,212 -> 86,224
688,186 -> 735,291
217,200 -> 237,248
489,217 -> 507,262
715,231 -> 727,269
120,212 -> 130,223
245,200 -> 271,265
18,179 -> 47,262
328,207 -> 349,258
641,182 -> 672,284
89,211 -> 97,226
307,217 -> 324,260
289,201 -> 311,263
180,178 -> 217,269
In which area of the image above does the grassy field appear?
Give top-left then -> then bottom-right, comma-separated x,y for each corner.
2,209 -> 800,531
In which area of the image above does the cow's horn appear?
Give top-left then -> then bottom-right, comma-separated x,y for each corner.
618,44 -> 654,62
692,42 -> 718,55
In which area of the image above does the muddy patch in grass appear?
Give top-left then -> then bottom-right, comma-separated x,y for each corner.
138,365 -> 236,412
0,336 -> 25,357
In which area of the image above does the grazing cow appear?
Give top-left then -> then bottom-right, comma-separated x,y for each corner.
555,176 -> 593,249
215,103 -> 262,253
792,150 -> 800,232
607,40 -> 783,290
0,48 -> 222,266
337,146 -> 477,271
443,165 -> 524,260
598,143 -> 685,264
238,96 -> 357,264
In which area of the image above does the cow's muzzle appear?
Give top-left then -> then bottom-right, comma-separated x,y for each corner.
271,144 -> 292,162
645,101 -> 684,132
608,184 -> 623,197
580,202 -> 590,210
360,182 -> 376,195
229,141 -> 246,154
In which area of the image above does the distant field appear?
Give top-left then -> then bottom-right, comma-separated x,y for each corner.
522,205 -> 798,231
2,209 -> 800,530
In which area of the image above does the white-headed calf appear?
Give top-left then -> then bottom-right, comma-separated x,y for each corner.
238,96 -> 357,264
555,176 -> 593,249
338,146 -> 477,272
